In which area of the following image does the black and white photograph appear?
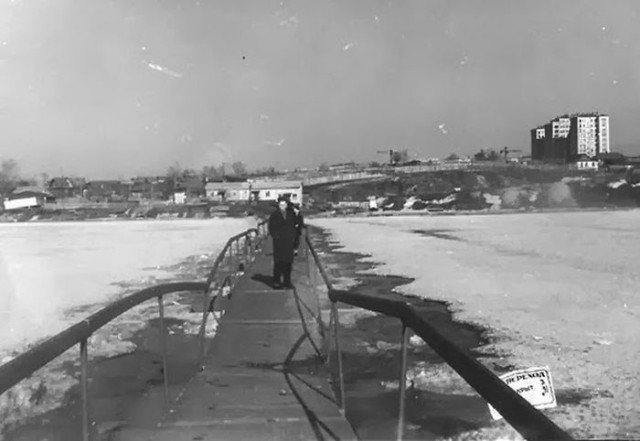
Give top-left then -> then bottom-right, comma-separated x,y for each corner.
1,1 -> 639,440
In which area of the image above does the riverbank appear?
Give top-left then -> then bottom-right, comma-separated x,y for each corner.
0,200 -> 274,223
307,204 -> 638,220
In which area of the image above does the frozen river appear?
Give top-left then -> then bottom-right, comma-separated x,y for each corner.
0,218 -> 255,361
311,210 -> 640,439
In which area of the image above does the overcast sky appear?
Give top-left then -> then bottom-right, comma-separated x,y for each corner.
2,0 -> 640,179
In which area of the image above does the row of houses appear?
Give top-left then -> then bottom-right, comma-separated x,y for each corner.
46,176 -> 202,202
2,178 -> 303,211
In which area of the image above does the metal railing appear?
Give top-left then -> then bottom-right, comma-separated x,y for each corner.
0,219 -> 268,441
303,229 -> 572,441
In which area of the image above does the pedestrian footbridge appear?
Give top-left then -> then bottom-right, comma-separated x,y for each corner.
0,220 -> 572,441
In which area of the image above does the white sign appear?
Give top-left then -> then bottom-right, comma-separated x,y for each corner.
488,366 -> 557,420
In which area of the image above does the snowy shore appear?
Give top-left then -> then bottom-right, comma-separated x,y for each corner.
310,210 -> 640,440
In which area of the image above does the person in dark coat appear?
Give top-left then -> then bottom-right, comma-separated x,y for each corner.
290,203 -> 304,255
268,196 -> 298,288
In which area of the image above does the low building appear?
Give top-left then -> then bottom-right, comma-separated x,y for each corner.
129,177 -> 171,201
3,187 -> 55,210
83,180 -> 131,202
48,177 -> 82,199
174,176 -> 206,199
205,182 -> 248,202
205,180 -> 303,204
574,155 -> 599,170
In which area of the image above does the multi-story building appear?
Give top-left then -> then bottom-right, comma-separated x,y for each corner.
531,113 -> 610,163
598,115 -> 610,154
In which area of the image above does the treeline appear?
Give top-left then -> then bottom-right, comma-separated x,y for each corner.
0,159 -> 43,195
0,157 -> 286,193
165,161 -> 281,181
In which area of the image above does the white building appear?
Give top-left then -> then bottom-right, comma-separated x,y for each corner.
551,117 -> 570,139
205,180 -> 303,204
575,116 -> 598,157
532,113 -> 610,162
574,155 -> 599,170
570,114 -> 610,158
597,115 -> 610,154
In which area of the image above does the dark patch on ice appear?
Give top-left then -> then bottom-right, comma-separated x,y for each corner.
411,228 -> 466,242
556,388 -> 612,405
3,315 -> 203,440
307,225 -> 498,439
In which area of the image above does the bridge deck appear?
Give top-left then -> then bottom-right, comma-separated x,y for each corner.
116,239 -> 357,440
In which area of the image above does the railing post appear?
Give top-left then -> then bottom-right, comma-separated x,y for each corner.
158,296 -> 169,401
80,338 -> 90,441
325,294 -> 334,365
397,324 -> 411,441
198,289 -> 209,367
331,301 -> 346,414
306,237 -> 312,280
243,235 -> 249,266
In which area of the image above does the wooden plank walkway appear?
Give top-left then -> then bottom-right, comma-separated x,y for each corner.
115,239 -> 357,440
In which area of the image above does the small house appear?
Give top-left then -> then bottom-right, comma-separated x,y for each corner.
83,180 -> 131,202
205,181 -> 248,202
574,155 -> 599,170
48,177 -> 84,199
129,177 -> 171,201
3,187 -> 55,210
174,176 -> 206,199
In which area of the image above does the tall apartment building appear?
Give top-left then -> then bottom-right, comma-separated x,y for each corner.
531,113 -> 610,162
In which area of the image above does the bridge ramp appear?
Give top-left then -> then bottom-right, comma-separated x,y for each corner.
115,239 -> 356,440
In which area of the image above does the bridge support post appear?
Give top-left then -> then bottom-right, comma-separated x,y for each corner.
331,301 -> 346,414
80,338 -> 89,441
198,288 -> 210,367
158,296 -> 169,402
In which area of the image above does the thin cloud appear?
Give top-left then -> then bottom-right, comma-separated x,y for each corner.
265,138 -> 286,147
147,63 -> 183,78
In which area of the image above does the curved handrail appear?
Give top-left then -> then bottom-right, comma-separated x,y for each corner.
205,227 -> 258,287
0,282 -> 206,396
304,232 -> 572,441
0,219 -> 269,440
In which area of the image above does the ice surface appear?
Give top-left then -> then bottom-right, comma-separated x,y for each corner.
0,218 -> 254,359
311,211 -> 640,438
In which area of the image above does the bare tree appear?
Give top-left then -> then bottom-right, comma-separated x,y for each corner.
166,162 -> 183,180
391,149 -> 409,165
201,165 -> 224,181
231,161 -> 247,176
0,159 -> 20,194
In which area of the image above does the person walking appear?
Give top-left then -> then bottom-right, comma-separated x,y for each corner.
268,196 -> 297,288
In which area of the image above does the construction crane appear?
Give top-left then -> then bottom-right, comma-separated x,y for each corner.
500,147 -> 522,162
376,149 -> 396,166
